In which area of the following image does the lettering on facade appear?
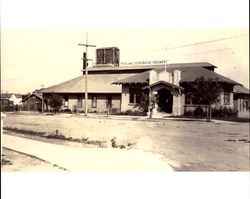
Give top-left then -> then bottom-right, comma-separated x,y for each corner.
121,60 -> 167,66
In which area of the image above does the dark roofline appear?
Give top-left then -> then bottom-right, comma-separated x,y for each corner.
22,93 -> 43,102
233,85 -> 250,94
143,81 -> 184,91
89,62 -> 216,73
96,47 -> 119,50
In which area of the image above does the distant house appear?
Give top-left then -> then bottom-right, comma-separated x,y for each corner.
0,93 -> 23,111
9,94 -> 23,105
233,85 -> 250,118
22,92 -> 44,112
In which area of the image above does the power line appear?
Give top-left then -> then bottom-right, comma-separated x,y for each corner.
153,34 -> 248,52
168,46 -> 247,57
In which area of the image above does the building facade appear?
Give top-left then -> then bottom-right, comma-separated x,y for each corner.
41,61 -> 248,117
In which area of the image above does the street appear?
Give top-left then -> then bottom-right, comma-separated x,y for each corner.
2,112 -> 250,171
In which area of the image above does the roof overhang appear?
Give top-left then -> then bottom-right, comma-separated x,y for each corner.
143,81 -> 184,91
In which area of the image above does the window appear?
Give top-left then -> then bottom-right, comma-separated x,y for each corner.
106,96 -> 112,108
242,98 -> 250,111
129,88 -> 141,104
92,95 -> 97,108
224,92 -> 230,105
77,95 -> 82,108
64,96 -> 69,107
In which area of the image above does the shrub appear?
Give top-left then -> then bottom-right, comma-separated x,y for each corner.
125,110 -> 134,115
61,108 -> 72,113
184,110 -> 193,117
133,111 -> 147,116
212,107 -> 237,118
193,107 -> 204,118
48,93 -> 63,114
46,129 -> 66,139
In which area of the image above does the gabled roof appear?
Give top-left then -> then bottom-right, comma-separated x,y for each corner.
41,73 -> 136,94
164,67 -> 240,85
233,85 -> 249,94
144,80 -> 184,91
112,66 -> 240,85
41,62 -> 241,94
22,93 -> 43,102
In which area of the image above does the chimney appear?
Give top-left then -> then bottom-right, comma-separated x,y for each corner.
173,70 -> 181,86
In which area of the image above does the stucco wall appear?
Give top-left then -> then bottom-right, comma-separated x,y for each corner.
43,93 -> 121,113
89,94 -> 121,113
184,91 -> 234,113
235,98 -> 250,118
172,90 -> 183,116
121,86 -> 130,112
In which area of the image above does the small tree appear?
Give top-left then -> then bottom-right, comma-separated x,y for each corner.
188,77 -> 221,122
138,91 -> 150,113
48,93 -> 63,114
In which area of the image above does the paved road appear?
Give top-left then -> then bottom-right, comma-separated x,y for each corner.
2,134 -> 174,172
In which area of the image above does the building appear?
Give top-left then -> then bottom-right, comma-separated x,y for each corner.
0,93 -> 23,111
21,92 -> 44,112
41,48 -> 248,117
233,85 -> 250,118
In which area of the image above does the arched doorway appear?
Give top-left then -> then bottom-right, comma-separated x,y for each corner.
157,88 -> 173,113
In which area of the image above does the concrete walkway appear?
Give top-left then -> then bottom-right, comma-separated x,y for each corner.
2,134 -> 174,172
57,112 -> 238,124
7,111 -> 241,124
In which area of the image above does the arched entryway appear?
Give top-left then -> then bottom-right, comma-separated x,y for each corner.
157,88 -> 173,113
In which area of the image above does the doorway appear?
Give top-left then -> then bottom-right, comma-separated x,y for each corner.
157,88 -> 173,113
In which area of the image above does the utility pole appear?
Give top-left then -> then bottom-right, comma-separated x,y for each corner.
39,85 -> 45,113
78,33 -> 96,116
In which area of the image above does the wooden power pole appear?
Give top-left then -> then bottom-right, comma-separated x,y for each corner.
78,33 -> 96,116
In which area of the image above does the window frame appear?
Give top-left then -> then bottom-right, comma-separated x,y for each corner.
129,88 -> 142,104
64,96 -> 69,107
223,92 -> 230,105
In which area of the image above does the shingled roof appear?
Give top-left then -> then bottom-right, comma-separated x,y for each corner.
41,62 -> 241,94
113,67 -> 241,85
41,73 -> 135,94
172,67 -> 241,85
113,71 -> 150,84
22,92 -> 43,102
233,85 -> 249,94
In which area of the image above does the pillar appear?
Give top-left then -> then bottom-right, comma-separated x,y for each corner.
172,91 -> 182,116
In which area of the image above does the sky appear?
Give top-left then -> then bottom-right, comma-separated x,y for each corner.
1,0 -> 249,94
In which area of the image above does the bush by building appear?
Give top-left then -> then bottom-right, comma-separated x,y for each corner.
212,107 -> 237,118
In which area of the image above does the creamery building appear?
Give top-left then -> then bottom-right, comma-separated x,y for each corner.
41,47 -> 248,117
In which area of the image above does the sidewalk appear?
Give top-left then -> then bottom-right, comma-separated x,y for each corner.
6,111 -> 241,124
69,113 -> 237,124
2,134 -> 174,172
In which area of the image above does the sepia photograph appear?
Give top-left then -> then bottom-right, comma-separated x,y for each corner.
1,0 -> 249,198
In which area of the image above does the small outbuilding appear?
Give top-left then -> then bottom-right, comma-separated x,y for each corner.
22,93 -> 44,112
